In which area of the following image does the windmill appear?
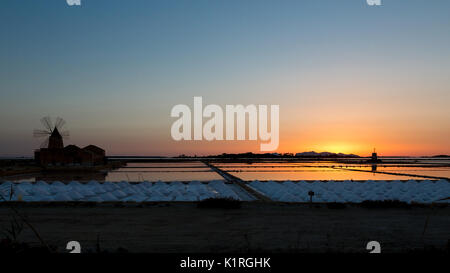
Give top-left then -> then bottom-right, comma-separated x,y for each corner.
33,116 -> 70,149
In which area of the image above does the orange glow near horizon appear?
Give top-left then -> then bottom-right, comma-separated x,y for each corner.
96,136 -> 448,157
58,104 -> 449,158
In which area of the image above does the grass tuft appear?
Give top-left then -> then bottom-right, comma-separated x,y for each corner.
197,197 -> 242,209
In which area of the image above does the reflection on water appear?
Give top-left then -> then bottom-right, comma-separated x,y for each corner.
337,166 -> 450,178
125,162 -> 207,167
105,171 -> 222,182
374,167 -> 450,178
217,161 -> 450,180
3,162 -> 224,182
106,162 -> 223,181
2,160 -> 449,182
372,165 -> 377,172
114,168 -> 213,172
231,170 -> 428,181
3,171 -> 107,183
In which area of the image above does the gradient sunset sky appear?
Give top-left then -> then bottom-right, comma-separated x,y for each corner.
1,0 -> 449,157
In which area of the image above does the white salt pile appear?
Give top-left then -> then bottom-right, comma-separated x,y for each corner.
0,180 -> 448,203
247,180 -> 450,203
0,180 -> 245,202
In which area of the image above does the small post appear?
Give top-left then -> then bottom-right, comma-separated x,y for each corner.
308,191 -> 314,207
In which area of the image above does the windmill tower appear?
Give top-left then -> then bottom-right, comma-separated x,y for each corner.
371,148 -> 378,161
48,127 -> 64,149
33,116 -> 69,149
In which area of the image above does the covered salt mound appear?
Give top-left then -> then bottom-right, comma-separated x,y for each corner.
0,180 -> 247,202
1,179 -> 447,203
247,180 -> 450,203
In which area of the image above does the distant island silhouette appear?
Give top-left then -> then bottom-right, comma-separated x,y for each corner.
105,152 -> 450,159
177,151 -> 361,159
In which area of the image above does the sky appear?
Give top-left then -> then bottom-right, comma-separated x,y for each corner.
1,0 -> 449,157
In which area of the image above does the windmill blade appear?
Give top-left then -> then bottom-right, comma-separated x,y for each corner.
33,129 -> 51,138
35,116 -> 69,149
55,117 -> 66,130
61,130 -> 70,139
40,137 -> 49,148
40,116 -> 54,132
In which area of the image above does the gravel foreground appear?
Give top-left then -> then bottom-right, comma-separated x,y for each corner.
0,202 -> 449,253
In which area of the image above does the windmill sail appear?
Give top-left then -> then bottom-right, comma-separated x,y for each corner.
33,116 -> 69,149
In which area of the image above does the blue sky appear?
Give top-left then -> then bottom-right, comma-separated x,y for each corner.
1,0 -> 449,156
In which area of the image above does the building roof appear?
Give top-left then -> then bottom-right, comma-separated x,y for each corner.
83,145 -> 105,155
64,145 -> 81,152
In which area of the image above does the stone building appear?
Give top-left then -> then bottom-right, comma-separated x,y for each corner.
34,128 -> 105,166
